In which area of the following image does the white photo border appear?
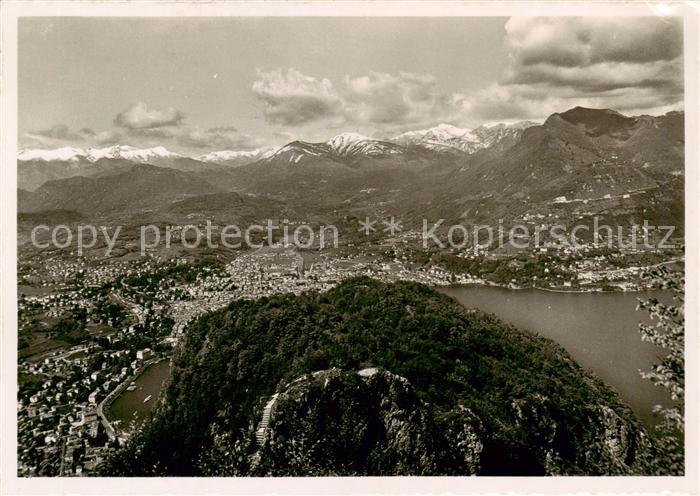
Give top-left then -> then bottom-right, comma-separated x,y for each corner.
1,1 -> 698,494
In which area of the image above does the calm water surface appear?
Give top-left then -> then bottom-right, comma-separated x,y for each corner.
108,360 -> 172,428
438,286 -> 674,427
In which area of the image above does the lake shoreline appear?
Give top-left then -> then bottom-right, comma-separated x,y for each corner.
102,356 -> 170,439
438,280 -> 650,294
437,285 -> 672,428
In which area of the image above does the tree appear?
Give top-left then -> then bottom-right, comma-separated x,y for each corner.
638,267 -> 684,475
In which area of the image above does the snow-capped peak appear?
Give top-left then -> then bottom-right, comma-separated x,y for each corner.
327,132 -> 401,157
327,133 -> 373,154
328,132 -> 372,145
390,120 -> 540,154
17,119 -> 542,166
197,147 -> 276,163
17,145 -> 183,163
429,123 -> 474,138
393,124 -> 475,143
392,124 -> 482,153
477,120 -> 539,130
470,121 -> 539,148
17,147 -> 86,162
85,145 -> 182,162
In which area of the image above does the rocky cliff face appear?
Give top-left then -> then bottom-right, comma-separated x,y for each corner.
241,367 -> 652,476
251,368 -> 481,476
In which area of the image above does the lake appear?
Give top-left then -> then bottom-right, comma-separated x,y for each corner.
108,359 -> 172,429
107,287 -> 675,430
438,286 -> 674,427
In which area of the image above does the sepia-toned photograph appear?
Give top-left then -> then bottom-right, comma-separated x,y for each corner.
1,1 -> 698,494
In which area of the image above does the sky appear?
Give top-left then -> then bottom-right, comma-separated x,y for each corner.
19,16 -> 683,154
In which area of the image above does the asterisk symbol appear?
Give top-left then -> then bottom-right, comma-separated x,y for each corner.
382,216 -> 402,235
358,217 -> 376,235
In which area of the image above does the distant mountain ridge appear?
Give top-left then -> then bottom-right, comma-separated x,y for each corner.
18,121 -> 539,165
262,133 -> 405,165
195,148 -> 276,164
17,107 -> 684,231
20,164 -> 221,218
18,118 -> 540,191
18,145 -> 183,163
393,121 -> 539,153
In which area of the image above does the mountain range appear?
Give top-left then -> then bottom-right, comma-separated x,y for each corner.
17,121 -> 536,190
394,121 -> 538,154
19,122 -> 536,165
18,145 -> 183,163
17,107 -> 684,233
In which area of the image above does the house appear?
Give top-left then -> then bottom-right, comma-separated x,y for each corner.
81,411 -> 98,424
136,348 -> 153,360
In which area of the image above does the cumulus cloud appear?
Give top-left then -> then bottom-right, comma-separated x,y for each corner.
114,101 -> 185,130
253,20 -> 683,135
343,71 -> 456,127
466,16 -> 684,121
252,69 -> 342,126
252,68 -> 462,132
23,18 -> 684,152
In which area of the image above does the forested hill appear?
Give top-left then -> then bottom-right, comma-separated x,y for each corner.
103,277 -> 660,476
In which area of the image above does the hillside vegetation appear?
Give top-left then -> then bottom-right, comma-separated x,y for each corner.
102,277 -> 662,476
